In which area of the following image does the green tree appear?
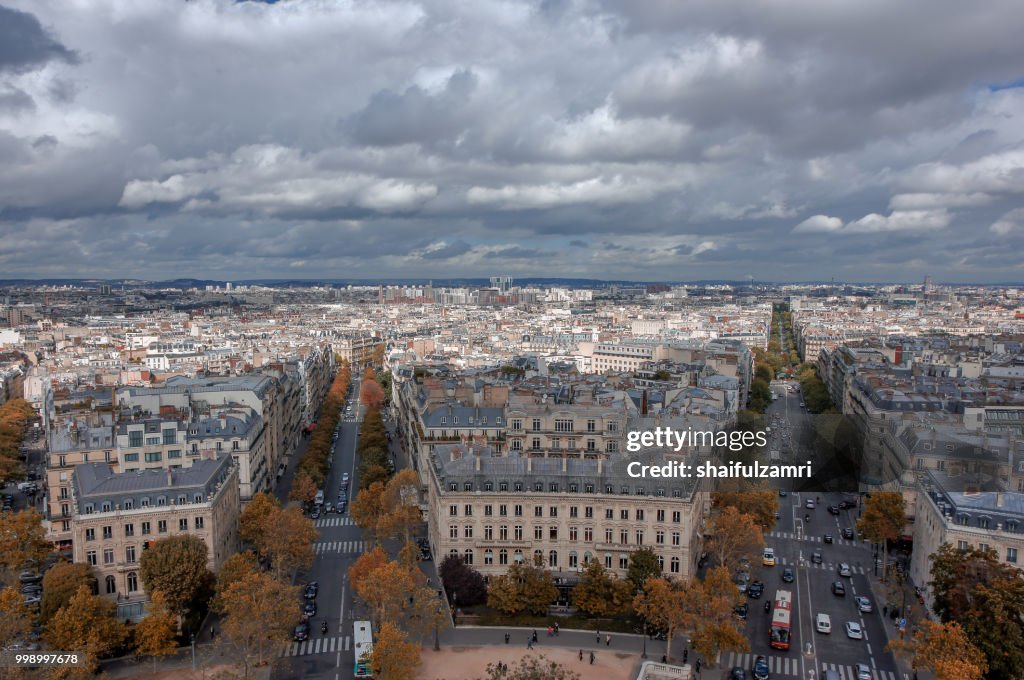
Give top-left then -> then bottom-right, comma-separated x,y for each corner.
139,534 -> 213,620
626,547 -> 662,593
856,491 -> 906,583
572,559 -> 633,618
41,562 -> 97,623
134,591 -> 178,672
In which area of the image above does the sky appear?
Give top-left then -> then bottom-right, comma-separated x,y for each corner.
1,0 -> 1023,283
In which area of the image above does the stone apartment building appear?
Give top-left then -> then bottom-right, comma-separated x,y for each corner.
505,394 -> 626,458
46,416 -> 116,549
70,453 -> 239,621
425,443 -> 710,591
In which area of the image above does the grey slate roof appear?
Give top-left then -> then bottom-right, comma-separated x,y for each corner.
74,454 -> 233,506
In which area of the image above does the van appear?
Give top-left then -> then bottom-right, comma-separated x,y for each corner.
314,490 -> 325,506
816,613 -> 831,634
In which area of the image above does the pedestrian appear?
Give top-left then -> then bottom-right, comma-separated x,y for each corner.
683,648 -> 688,663
589,651 -> 595,665
532,630 -> 538,643
606,634 -> 611,647
579,649 -> 583,661
695,659 -> 701,673
547,625 -> 552,637
527,637 -> 533,649
596,629 -> 600,644
504,632 -> 510,644
210,625 -> 216,640
554,621 -> 559,636
884,605 -> 888,616
662,655 -> 667,663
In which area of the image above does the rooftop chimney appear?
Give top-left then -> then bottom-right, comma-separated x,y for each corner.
997,492 -> 1004,508
166,468 -> 174,486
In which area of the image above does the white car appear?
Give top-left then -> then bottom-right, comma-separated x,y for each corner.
855,663 -> 871,680
838,562 -> 852,577
816,613 -> 831,634
805,499 -> 815,509
855,596 -> 872,613
845,621 -> 863,639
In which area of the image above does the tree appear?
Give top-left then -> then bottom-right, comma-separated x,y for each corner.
687,567 -> 748,665
486,563 -> 558,616
712,488 -> 778,532
289,473 -> 318,505
634,577 -> 688,661
0,508 -> 51,573
361,379 -> 385,409
474,655 -> 580,680
706,506 -> 764,570
371,621 -> 421,680
352,559 -> 415,626
360,463 -> 391,489
263,505 -> 318,579
626,547 -> 662,593
239,492 -> 280,548
139,534 -> 213,620
134,591 -> 178,672
348,546 -> 390,597
378,469 -> 423,544
221,571 -> 300,672
438,554 -> 487,607
0,587 -> 32,648
41,562 -> 97,623
213,551 -> 258,614
45,585 -> 127,674
351,481 -> 387,544
889,619 -> 987,680
856,491 -> 906,583
572,559 -> 632,618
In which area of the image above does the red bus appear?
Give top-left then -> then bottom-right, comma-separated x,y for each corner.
770,589 -> 793,650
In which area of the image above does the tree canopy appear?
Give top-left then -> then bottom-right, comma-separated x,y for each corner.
139,534 -> 213,618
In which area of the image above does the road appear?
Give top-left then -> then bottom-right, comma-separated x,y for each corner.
725,384 -> 904,680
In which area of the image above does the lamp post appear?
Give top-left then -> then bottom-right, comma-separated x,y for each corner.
190,632 -> 196,671
434,602 -> 442,651
641,623 -> 647,659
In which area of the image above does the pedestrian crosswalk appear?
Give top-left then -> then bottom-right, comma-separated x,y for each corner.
719,653 -> 897,679
314,516 -> 356,528
773,555 -> 868,574
314,540 -> 366,554
767,531 -> 860,546
283,635 -> 351,657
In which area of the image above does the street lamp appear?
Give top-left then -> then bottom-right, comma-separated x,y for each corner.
641,622 -> 647,659
190,632 -> 196,671
434,602 -> 442,651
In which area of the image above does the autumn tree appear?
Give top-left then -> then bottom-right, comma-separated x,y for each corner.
351,480 -> 387,545
289,472 -> 318,505
361,378 -> 385,409
487,563 -> 558,616
134,591 -> 178,672
377,469 -> 423,544
0,508 -> 51,573
212,551 -> 258,614
889,619 -> 987,680
706,506 -> 764,570
0,587 -> 33,648
626,547 -> 662,593
239,492 -> 280,548
474,655 -> 580,680
372,621 -> 421,680
352,559 -> 415,626
634,577 -> 688,661
221,571 -> 300,672
139,534 -> 213,620
686,566 -> 749,665
572,559 -> 633,618
41,562 -> 97,623
263,505 -> 318,579
712,488 -> 779,532
856,491 -> 906,583
349,546 -> 391,597
45,585 -> 127,674
438,554 -> 487,607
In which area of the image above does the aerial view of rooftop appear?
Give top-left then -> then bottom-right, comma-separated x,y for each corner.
1,1 -> 1023,679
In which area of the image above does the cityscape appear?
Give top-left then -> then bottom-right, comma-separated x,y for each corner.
2,2 -> 1024,680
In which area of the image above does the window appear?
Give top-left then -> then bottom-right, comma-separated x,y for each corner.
450,505 -> 458,517
146,436 -> 160,446
636,509 -> 645,521
124,524 -> 134,537
535,506 -> 544,518
570,506 -> 578,518
636,487 -> 645,496
605,509 -> 613,520
606,442 -> 618,453
656,488 -> 665,497
569,527 -> 578,541
102,526 -> 112,539
636,530 -> 644,545
129,431 -> 143,447
163,429 -> 176,445
656,531 -> 665,545
484,525 -> 493,540
501,525 -> 510,540
179,518 -> 188,531
585,506 -> 593,518
957,540 -> 969,551
549,506 -> 558,517
605,528 -> 613,543
499,481 -> 509,491
195,517 -> 204,529
158,520 -> 167,533
605,554 -> 612,568
464,504 -> 473,516
500,505 -> 508,517
619,556 -> 629,570
449,483 -> 457,491
512,525 -> 522,540
464,482 -> 472,492
657,509 -> 665,522
145,451 -> 162,463
607,421 -> 618,432
105,575 -> 116,594
102,502 -> 112,512
620,509 -> 629,520
568,439 -> 576,450
604,484 -> 613,494
484,550 -> 493,565
670,556 -> 680,573
450,525 -> 458,539
585,484 -> 594,494
86,550 -> 97,566
126,545 -> 136,563
499,549 -> 509,565
549,482 -> 559,492
484,505 -> 493,516
514,482 -> 523,492
532,419 -> 541,431
534,526 -> 543,540
85,528 -> 95,542
584,527 -> 593,541
555,419 -> 573,433
1008,548 -> 1018,563
587,419 -> 596,433
464,525 -> 473,539
548,550 -> 558,567
103,548 -> 114,565
514,504 -> 523,517
124,499 -> 134,510
672,511 -> 681,523
127,572 -> 138,593
532,438 -> 541,450
484,482 -> 493,492
619,530 -> 628,545
588,439 -> 597,451
511,419 -> 522,431
141,522 -> 151,535
568,551 -> 578,568
672,532 -> 680,546
123,452 -> 139,462
551,438 -> 560,450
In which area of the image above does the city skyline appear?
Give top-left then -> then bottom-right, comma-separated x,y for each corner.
2,1 -> 1023,282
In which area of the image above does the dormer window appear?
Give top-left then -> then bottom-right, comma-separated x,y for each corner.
534,481 -> 543,492
484,482 -> 494,491
514,482 -> 523,492
499,481 -> 508,491
449,482 -> 458,491
453,416 -> 458,425
464,482 -> 473,492
101,502 -> 112,512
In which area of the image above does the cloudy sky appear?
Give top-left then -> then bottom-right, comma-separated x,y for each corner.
1,0 -> 1023,283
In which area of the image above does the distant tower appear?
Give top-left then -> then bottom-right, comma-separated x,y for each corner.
923,275 -> 932,293
490,275 -> 513,293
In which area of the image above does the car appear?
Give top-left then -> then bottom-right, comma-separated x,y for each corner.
855,596 -> 872,613
734,602 -> 749,620
310,508 -> 320,519
842,527 -> 855,540
729,667 -> 747,680
805,498 -> 815,509
832,581 -> 846,596
812,551 -> 823,564
336,502 -> 347,514
303,582 -> 319,600
781,567 -> 795,583
839,500 -> 856,510
845,621 -> 863,639
838,562 -> 852,577
293,623 -> 310,642
325,502 -> 333,513
828,505 -> 840,515
342,472 -> 350,482
800,402 -> 806,408
816,613 -> 832,634
19,571 -> 41,583
20,584 -> 42,594
823,534 -> 834,544
747,581 -> 765,599
855,663 -> 871,680
762,548 -> 776,566
774,511 -> 781,520
302,601 -> 317,618
752,655 -> 769,680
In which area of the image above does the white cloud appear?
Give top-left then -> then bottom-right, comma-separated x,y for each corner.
991,207 -> 1024,235
793,215 -> 843,233
792,210 -> 951,234
888,192 -> 993,210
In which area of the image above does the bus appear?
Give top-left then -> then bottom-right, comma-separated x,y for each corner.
353,620 -> 374,677
770,589 -> 793,650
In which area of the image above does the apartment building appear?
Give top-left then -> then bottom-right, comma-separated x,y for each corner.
70,453 -> 239,621
911,469 -> 1024,614
425,443 -> 709,589
335,334 -> 383,368
46,417 -> 115,548
506,395 -> 626,458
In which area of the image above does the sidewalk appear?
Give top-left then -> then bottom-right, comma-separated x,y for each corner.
100,638 -> 267,680
868,570 -> 928,680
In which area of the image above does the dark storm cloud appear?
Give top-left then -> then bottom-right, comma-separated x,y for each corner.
0,5 -> 77,73
1,0 -> 1023,282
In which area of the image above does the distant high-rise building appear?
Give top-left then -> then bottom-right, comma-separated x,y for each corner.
490,275 -> 513,293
